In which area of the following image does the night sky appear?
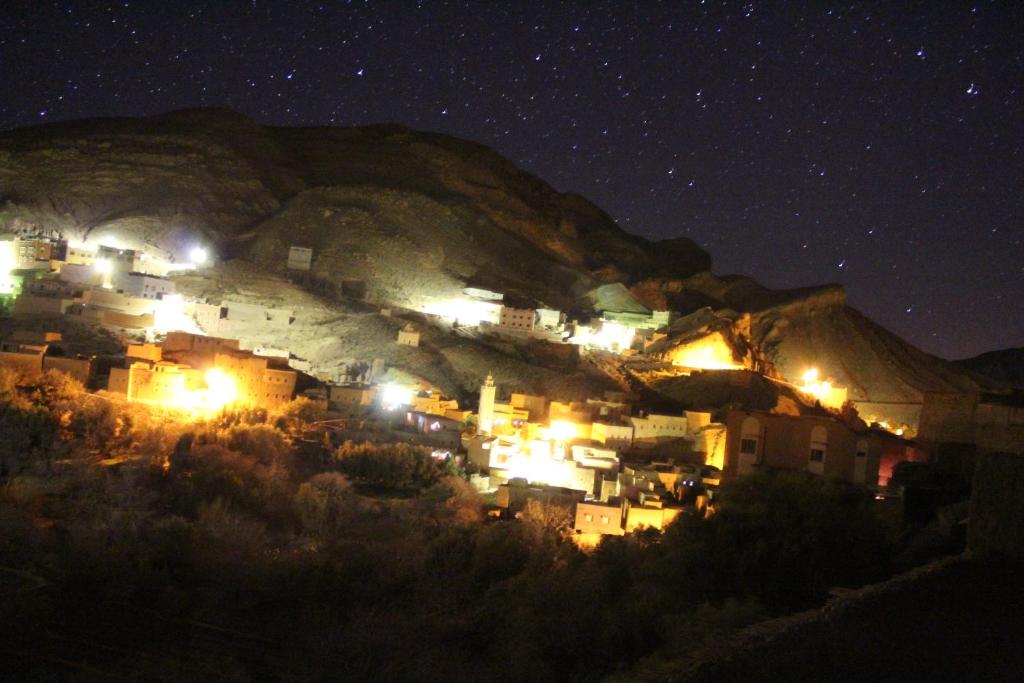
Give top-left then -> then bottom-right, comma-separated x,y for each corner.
1,1 -> 1021,360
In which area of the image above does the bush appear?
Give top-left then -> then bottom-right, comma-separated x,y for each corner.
659,470 -> 889,611
295,472 -> 354,538
331,441 -> 445,491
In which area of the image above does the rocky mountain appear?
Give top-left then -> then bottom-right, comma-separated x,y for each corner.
0,109 -> 995,424
0,108 -> 709,311
956,348 -> 1024,388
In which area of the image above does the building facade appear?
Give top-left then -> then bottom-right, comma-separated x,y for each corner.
720,409 -> 891,486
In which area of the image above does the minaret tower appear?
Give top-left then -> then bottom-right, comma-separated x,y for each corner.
478,373 -> 496,435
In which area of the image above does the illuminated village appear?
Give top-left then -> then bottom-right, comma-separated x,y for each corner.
2,1 -> 1021,676
2,225 -> 983,548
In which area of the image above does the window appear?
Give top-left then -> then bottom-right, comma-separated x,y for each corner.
740,438 -> 757,455
809,426 -> 828,470
600,515 -> 609,524
584,513 -> 593,522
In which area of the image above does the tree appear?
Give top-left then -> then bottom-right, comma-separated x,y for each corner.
658,470 -> 888,611
295,472 -> 355,538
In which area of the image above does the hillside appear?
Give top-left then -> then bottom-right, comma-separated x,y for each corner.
956,347 -> 1024,388
0,109 -> 993,422
0,108 -> 709,309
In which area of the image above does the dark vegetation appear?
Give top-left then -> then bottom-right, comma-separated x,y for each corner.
2,368 -> 897,680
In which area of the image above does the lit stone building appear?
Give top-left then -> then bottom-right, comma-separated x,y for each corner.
718,408 -> 915,486
590,421 -> 635,452
575,499 -> 626,537
510,392 -> 547,421
108,332 -> 297,408
328,385 -> 377,415
13,238 -> 56,270
213,350 -> 298,405
0,333 -> 94,385
116,361 -> 199,403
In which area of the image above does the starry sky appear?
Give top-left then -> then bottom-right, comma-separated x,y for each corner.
1,1 -> 1021,359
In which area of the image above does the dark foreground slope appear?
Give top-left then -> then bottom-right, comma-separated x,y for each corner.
637,556 -> 1024,682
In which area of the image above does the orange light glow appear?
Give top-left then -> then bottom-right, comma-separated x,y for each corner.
150,294 -> 203,338
670,337 -> 741,370
573,321 -> 635,351
202,369 -> 238,411
546,420 -> 578,442
381,383 -> 414,410
798,367 -> 848,410
422,298 -> 501,325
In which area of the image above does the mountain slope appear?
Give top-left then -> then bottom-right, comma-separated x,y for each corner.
956,347 -> 1024,388
0,109 -> 995,425
0,108 -> 710,306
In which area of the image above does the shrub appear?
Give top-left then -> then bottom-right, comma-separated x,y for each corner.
331,441 -> 445,490
295,472 -> 354,538
659,470 -> 889,611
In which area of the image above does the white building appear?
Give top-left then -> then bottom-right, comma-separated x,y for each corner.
397,324 -> 421,347
288,246 -> 313,271
112,272 -> 176,300
499,306 -> 537,332
536,308 -> 564,330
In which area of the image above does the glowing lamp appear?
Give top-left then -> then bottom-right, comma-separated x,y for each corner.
670,337 -> 741,369
802,368 -> 819,383
189,246 -> 209,265
381,383 -> 413,410
548,420 -> 577,442
204,368 -> 239,410
94,258 -> 112,274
